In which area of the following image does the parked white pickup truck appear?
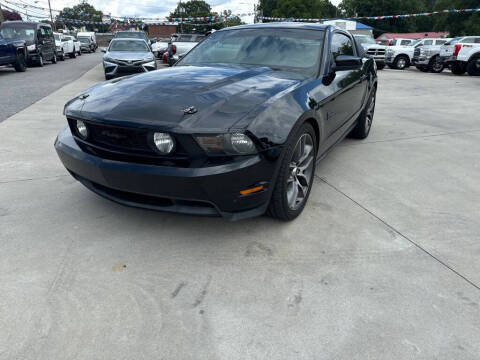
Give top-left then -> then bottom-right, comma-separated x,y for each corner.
439,36 -> 480,76
385,38 -> 447,70
354,35 -> 387,70
53,32 -> 77,60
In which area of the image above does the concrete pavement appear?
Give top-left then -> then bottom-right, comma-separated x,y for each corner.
0,66 -> 479,359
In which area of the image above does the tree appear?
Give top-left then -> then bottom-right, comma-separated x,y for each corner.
432,0 -> 480,36
58,1 -> 108,32
170,0 -> 213,18
169,1 -> 243,34
259,0 -> 338,19
2,9 -> 22,21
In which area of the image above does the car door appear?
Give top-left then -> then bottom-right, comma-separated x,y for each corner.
0,35 -> 11,63
322,32 -> 365,138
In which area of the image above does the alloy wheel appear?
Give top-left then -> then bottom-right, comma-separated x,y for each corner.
432,58 -> 443,72
287,133 -> 315,210
397,58 -> 406,69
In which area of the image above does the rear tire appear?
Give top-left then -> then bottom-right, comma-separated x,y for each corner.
451,63 -> 466,75
466,57 -> 480,76
70,50 -> 76,59
268,123 -> 317,221
14,53 -> 27,72
349,88 -> 376,139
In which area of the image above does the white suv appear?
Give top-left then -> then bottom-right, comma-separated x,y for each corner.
385,38 -> 447,70
439,36 -> 480,76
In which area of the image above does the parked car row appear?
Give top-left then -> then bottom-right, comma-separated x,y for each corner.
0,21 -> 97,72
384,36 -> 480,76
353,33 -> 480,76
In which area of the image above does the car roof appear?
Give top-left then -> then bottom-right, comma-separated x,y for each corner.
219,22 -> 330,32
111,38 -> 147,42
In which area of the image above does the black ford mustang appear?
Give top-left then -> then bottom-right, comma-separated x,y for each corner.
55,23 -> 377,221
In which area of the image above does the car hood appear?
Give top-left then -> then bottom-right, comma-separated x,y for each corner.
365,44 -> 386,50
104,51 -> 154,61
70,65 -> 306,132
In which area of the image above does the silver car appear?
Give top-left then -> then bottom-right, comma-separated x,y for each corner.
102,38 -> 157,80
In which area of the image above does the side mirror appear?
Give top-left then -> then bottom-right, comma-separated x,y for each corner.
101,47 -> 107,53
334,55 -> 362,71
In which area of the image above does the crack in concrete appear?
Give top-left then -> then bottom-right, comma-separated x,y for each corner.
0,174 -> 69,185
316,174 -> 480,292
338,128 -> 480,147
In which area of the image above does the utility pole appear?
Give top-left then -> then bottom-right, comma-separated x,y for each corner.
47,0 -> 55,30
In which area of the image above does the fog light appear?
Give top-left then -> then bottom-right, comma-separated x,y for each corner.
153,132 -> 174,154
76,120 -> 88,138
230,133 -> 255,154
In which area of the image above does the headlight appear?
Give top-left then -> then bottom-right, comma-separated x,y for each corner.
104,57 -> 114,63
27,44 -> 36,51
76,120 -> 88,139
195,133 -> 256,155
153,132 -> 175,154
143,60 -> 156,67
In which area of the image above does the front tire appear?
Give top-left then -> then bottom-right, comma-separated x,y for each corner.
349,88 -> 376,139
37,54 -> 44,67
268,123 -> 317,221
393,55 -> 409,70
13,53 -> 27,72
70,50 -> 76,59
428,56 -> 444,73
466,57 -> 480,76
51,53 -> 57,64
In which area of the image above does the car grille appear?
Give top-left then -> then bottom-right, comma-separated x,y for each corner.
414,48 -> 421,57
67,118 -> 201,167
114,59 -> 144,66
367,48 -> 386,56
117,66 -> 145,74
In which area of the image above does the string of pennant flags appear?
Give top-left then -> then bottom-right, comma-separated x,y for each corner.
262,8 -> 480,22
2,1 -> 479,28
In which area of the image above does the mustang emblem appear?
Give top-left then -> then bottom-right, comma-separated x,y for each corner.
101,130 -> 127,140
183,106 -> 198,115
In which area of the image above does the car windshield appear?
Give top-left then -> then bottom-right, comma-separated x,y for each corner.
109,40 -> 149,52
355,36 -> 376,45
0,24 -> 35,41
116,32 -> 145,39
178,28 -> 324,75
78,37 -> 90,43
54,34 -> 60,41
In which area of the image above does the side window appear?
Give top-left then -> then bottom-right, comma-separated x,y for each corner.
331,33 -> 354,59
436,40 -> 446,45
423,40 -> 433,46
462,38 -> 475,44
475,38 -> 480,44
400,40 -> 411,45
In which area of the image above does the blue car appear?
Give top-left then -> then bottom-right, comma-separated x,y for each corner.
55,23 -> 377,221
0,33 -> 27,72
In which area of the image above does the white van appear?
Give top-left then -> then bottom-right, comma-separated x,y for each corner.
76,32 -> 97,50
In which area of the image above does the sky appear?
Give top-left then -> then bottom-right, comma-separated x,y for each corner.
20,0 -> 342,21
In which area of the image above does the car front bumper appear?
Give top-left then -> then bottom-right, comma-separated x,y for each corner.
412,56 -> 430,66
439,55 -> 457,65
54,127 -> 279,220
104,60 -> 157,77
